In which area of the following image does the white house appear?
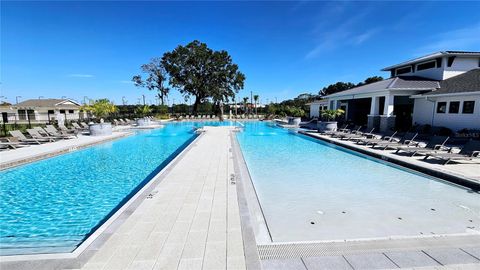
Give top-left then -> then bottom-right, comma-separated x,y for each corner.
317,51 -> 480,132
1,98 -> 84,124
306,100 -> 329,118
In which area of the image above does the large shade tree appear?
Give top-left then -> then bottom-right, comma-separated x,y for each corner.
132,58 -> 169,105
162,40 -> 245,119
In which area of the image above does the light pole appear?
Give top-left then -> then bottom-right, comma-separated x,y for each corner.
275,97 -> 278,104
122,96 -> 127,105
83,96 -> 88,105
38,96 -> 44,99
250,91 -> 253,115
142,95 -> 146,106
16,96 -> 22,104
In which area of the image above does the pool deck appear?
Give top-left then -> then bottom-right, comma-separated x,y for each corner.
1,125 -> 480,270
78,126 -> 246,270
0,131 -> 133,170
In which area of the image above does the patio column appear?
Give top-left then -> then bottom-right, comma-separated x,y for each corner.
367,96 -> 380,130
380,94 -> 396,132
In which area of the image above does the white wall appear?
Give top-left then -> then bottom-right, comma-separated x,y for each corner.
412,94 -> 480,131
310,104 -> 320,118
443,57 -> 480,79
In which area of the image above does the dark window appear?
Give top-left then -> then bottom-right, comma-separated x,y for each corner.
462,101 -> 475,114
396,66 -> 412,75
27,110 -> 35,120
447,56 -> 456,67
18,109 -> 26,120
417,61 -> 436,71
69,110 -> 74,114
448,101 -> 460,113
47,110 -> 54,114
436,102 -> 447,113
435,58 -> 442,68
60,110 -> 65,114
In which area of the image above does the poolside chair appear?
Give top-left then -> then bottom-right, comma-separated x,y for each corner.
57,124 -> 77,135
341,128 -> 376,141
45,125 -> 76,139
0,138 -> 29,150
424,140 -> 480,165
371,132 -> 419,150
26,129 -> 59,142
80,122 -> 90,129
357,131 -> 398,146
331,126 -> 362,138
395,136 -> 450,157
34,127 -> 74,140
71,122 -> 87,131
9,130 -> 50,144
113,119 -> 121,126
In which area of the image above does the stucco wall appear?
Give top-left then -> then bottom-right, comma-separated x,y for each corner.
309,104 -> 320,118
412,94 -> 480,131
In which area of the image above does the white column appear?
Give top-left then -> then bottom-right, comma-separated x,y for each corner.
383,94 -> 395,116
370,97 -> 379,115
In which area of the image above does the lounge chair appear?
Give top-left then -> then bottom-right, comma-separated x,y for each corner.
45,125 -> 76,139
9,130 -> 50,144
341,128 -> 376,141
424,140 -> 480,165
0,138 -> 29,150
357,131 -> 398,146
371,132 -> 418,150
26,129 -> 59,142
80,122 -> 90,129
71,122 -> 88,131
331,126 -> 362,138
34,127 -> 74,140
58,123 -> 77,134
395,136 -> 450,156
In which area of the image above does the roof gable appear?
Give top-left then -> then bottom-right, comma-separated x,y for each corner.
422,68 -> 480,96
15,99 -> 81,108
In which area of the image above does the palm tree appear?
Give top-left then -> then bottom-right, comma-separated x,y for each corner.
243,97 -> 249,114
253,95 -> 259,115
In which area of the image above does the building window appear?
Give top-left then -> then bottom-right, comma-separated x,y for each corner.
416,60 -> 436,71
448,101 -> 460,113
447,56 -> 456,67
60,110 -> 65,114
69,110 -> 74,114
47,110 -> 54,114
18,109 -> 26,120
436,102 -> 447,113
27,110 -> 36,120
462,101 -> 475,114
396,66 -> 412,75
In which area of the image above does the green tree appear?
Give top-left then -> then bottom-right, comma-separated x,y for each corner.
319,82 -> 356,96
132,58 -> 169,105
357,76 -> 384,86
162,40 -> 245,118
135,105 -> 152,117
82,99 -> 117,121
242,97 -> 249,114
253,94 -> 259,115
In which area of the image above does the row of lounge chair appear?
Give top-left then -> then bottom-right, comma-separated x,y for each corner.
322,125 -> 480,165
112,118 -> 134,126
0,122 -> 91,151
179,114 -> 263,120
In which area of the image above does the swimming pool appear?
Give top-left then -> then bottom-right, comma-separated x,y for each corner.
0,122 -> 208,256
236,122 -> 480,242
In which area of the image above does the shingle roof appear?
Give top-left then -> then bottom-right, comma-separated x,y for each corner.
15,99 -> 81,108
422,69 -> 480,96
324,77 -> 439,98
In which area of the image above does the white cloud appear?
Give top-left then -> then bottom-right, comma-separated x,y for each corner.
415,22 -> 480,55
67,74 -> 94,78
119,80 -> 132,84
305,9 -> 379,59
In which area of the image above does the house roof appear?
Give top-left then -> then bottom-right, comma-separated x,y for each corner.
419,69 -> 480,97
15,98 -> 81,108
382,51 -> 480,71
324,77 -> 439,99
306,100 -> 328,105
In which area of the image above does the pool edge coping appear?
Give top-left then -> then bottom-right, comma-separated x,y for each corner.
0,130 -> 204,269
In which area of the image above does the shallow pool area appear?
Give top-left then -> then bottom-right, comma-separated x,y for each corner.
236,122 -> 480,242
0,123 -> 202,256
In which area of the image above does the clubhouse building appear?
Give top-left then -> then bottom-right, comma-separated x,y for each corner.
310,51 -> 480,132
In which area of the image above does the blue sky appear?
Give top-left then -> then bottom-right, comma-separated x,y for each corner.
2,1 -> 480,105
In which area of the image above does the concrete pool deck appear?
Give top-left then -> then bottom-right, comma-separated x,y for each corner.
1,125 -> 479,270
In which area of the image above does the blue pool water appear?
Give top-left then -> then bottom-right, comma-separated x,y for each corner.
0,122 -> 209,255
236,122 -> 480,242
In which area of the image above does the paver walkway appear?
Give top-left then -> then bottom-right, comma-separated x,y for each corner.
80,126 -> 245,270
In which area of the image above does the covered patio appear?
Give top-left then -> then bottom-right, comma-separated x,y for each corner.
324,77 -> 439,132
